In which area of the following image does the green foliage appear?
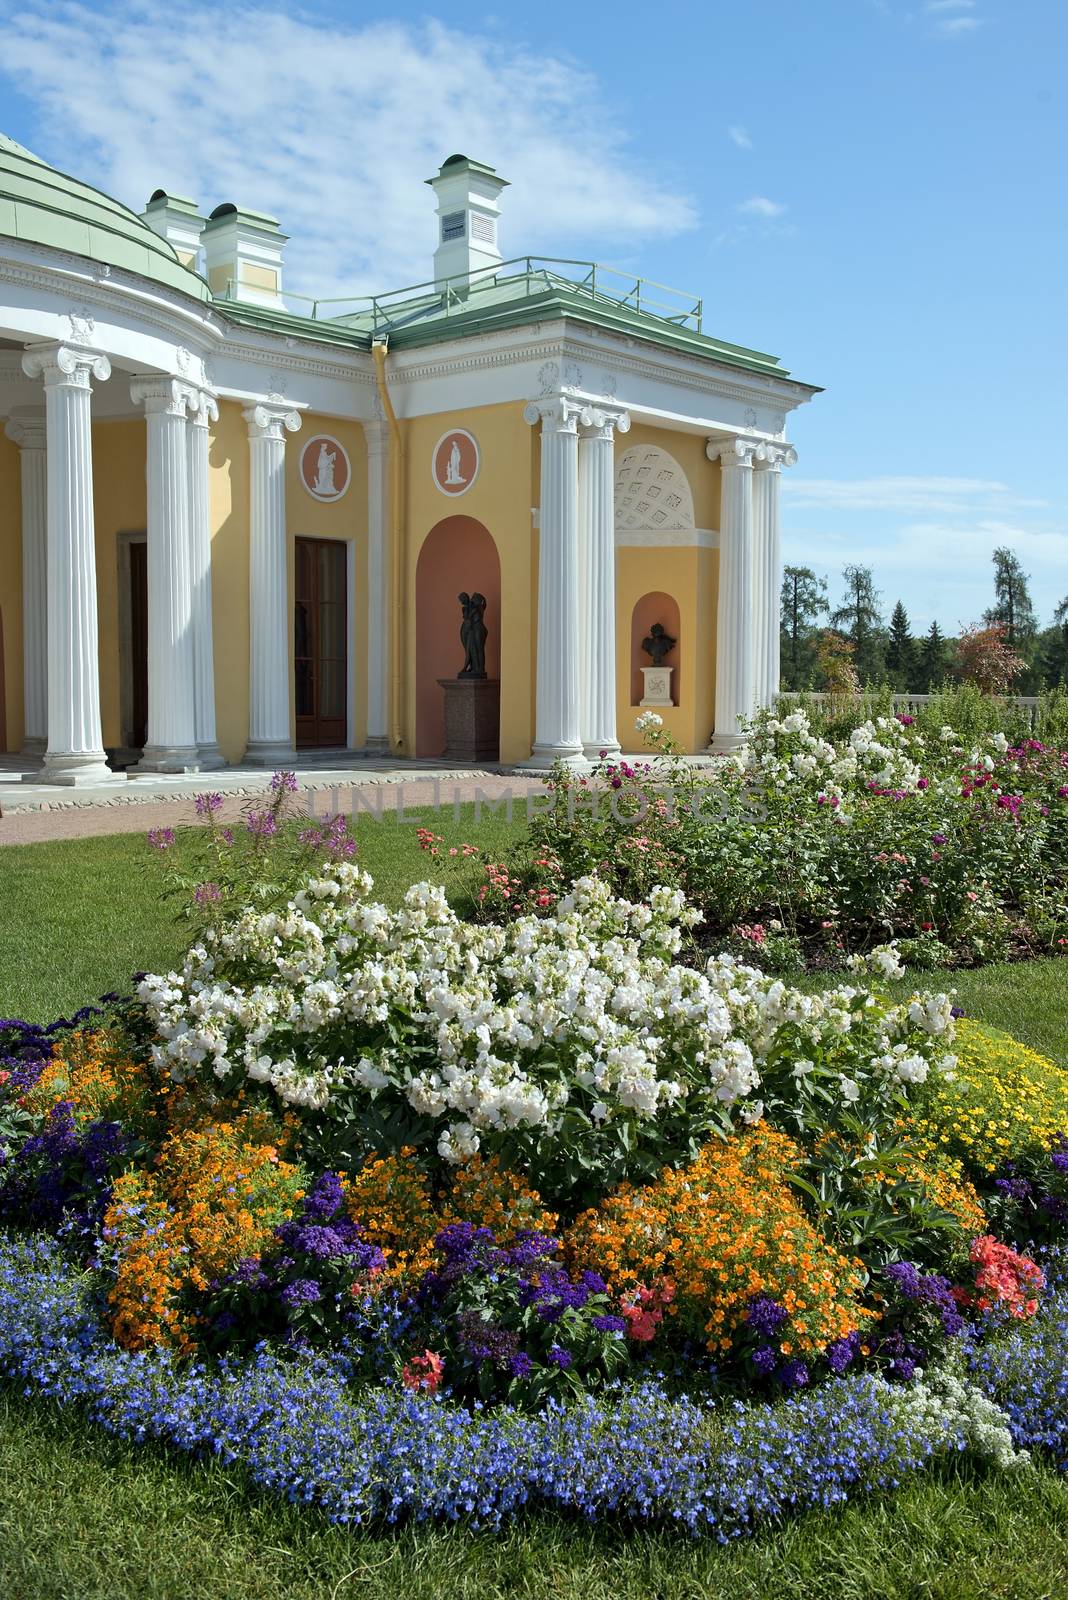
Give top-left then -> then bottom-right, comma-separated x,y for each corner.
885,601 -> 916,690
829,564 -> 885,684
780,565 -> 829,690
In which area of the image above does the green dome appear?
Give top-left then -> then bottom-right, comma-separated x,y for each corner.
0,133 -> 210,302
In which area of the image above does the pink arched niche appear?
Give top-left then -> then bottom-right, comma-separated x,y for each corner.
415,515 -> 501,758
630,591 -> 681,705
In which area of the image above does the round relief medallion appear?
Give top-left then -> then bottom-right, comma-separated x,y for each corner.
432,428 -> 479,496
300,435 -> 350,501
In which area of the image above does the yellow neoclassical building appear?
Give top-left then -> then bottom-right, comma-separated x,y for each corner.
0,138 -> 819,781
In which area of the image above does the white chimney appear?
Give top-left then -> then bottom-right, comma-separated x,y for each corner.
201,203 -> 288,308
140,190 -> 206,271
425,155 -> 509,288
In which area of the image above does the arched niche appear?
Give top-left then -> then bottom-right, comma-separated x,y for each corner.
415,515 -> 501,758
630,591 -> 681,705
615,444 -> 696,538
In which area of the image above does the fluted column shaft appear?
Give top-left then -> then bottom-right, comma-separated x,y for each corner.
707,437 -> 757,753
362,419 -> 389,752
21,343 -> 121,785
188,391 -> 225,767
244,401 -> 301,764
131,379 -> 199,771
523,396 -> 586,766
753,444 -> 796,708
578,406 -> 629,759
4,409 -> 48,754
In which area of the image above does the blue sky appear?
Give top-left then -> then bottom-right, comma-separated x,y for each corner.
1,0 -> 1065,633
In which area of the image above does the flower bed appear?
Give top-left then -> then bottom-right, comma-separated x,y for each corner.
3,829 -> 1068,1537
478,708 -> 1068,969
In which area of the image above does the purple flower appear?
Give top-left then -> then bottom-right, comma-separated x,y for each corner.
246,810 -> 278,840
271,771 -> 299,794
931,832 -> 947,846
509,1352 -> 534,1379
193,882 -> 222,906
779,1359 -> 810,1391
746,1295 -> 789,1339
147,828 -> 175,851
280,1278 -> 322,1308
592,1315 -> 627,1334
752,1345 -> 777,1376
825,1332 -> 860,1375
548,1345 -> 573,1369
194,792 -> 224,816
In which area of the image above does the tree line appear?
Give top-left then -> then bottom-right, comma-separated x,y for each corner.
780,548 -> 1068,695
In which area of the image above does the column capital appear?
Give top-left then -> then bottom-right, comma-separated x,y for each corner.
578,404 -> 631,442
22,343 -> 111,389
4,405 -> 47,450
243,400 -> 302,441
706,435 -> 758,469
361,417 -> 389,458
754,442 -> 798,472
130,375 -> 196,418
524,394 -> 589,435
187,386 -> 219,428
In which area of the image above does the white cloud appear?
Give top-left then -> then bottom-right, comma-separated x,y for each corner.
0,3 -> 698,298
727,125 -> 753,150
784,476 -> 1047,515
736,195 -> 787,219
924,0 -> 983,35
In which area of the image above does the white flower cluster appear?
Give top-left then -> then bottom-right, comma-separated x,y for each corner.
900,1365 -> 1030,1473
138,867 -> 956,1160
751,710 -> 926,805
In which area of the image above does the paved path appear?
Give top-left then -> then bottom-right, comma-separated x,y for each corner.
0,770 -> 547,846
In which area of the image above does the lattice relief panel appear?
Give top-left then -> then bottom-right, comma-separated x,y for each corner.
614,445 -> 696,535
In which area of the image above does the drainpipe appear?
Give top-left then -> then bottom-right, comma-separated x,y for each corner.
372,337 -> 406,753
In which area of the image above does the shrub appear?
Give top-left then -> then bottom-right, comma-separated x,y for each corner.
911,1020 -> 1068,1176
565,1125 -> 869,1363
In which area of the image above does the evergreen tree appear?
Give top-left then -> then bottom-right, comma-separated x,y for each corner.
779,565 -> 828,690
984,546 -> 1037,649
917,621 -> 949,692
885,600 -> 916,690
829,564 -> 885,683
1038,596 -> 1068,688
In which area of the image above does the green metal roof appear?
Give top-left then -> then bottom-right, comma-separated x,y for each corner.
0,133 -> 211,301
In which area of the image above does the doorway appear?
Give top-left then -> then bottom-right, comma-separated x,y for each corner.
117,532 -> 149,754
295,536 -> 347,749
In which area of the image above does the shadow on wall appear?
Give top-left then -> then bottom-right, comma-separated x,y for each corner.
416,515 -> 501,758
630,590 -> 680,705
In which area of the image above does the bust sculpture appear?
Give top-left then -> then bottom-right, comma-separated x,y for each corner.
458,591 -> 488,678
642,621 -> 676,667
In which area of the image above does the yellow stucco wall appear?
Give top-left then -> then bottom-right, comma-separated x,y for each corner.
615,546 -> 717,752
92,418 -> 147,748
403,401 -> 534,765
612,424 -> 720,754
285,413 -> 369,752
0,433 -> 22,751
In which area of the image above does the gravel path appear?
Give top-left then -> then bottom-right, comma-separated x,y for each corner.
0,774 -> 546,846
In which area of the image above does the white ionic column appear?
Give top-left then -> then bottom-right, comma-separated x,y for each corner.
21,343 -> 123,785
577,406 -> 629,760
753,443 -> 797,708
130,378 -> 199,773
362,419 -> 389,753
4,407 -> 48,756
187,388 -> 225,768
522,396 -> 586,768
243,400 -> 301,765
707,436 -> 758,753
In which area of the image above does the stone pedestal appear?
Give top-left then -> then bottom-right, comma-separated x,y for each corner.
438,677 -> 500,762
640,665 -> 674,707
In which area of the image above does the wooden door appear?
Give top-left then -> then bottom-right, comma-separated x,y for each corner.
295,537 -> 347,748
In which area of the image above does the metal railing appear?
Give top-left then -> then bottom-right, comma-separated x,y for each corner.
214,258 -> 705,338
786,691 -> 1042,731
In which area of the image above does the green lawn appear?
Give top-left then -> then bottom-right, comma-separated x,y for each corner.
2,827 -> 1068,1598
0,805 -> 525,1022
